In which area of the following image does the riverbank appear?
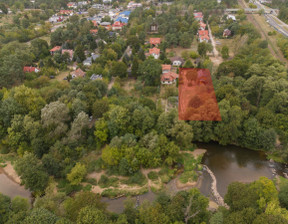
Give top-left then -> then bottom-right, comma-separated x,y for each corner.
86,149 -> 207,199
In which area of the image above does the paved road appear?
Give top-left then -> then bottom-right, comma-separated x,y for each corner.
254,0 -> 288,37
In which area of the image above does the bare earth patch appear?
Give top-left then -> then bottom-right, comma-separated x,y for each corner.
2,162 -> 21,184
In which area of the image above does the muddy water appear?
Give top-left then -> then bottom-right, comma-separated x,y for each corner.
0,143 -> 284,213
0,168 -> 31,199
199,143 -> 275,197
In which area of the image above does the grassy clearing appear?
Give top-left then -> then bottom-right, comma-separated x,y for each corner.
178,153 -> 203,184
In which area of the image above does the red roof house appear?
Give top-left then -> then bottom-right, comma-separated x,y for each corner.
50,46 -> 62,55
90,29 -> 98,34
112,21 -> 125,30
162,64 -> 172,73
193,12 -> 203,21
62,49 -> 74,59
23,66 -> 40,73
199,21 -> 206,30
198,30 -> 210,43
161,71 -> 179,84
150,38 -> 161,46
148,47 -> 160,59
59,10 -> 73,15
92,21 -> 98,27
71,68 -> 86,79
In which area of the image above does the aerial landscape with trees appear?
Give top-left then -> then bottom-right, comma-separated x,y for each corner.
0,0 -> 288,223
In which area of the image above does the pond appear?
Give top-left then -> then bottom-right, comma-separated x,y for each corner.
198,143 -> 277,197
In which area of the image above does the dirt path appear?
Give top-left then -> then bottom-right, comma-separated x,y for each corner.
108,77 -> 115,90
180,149 -> 207,158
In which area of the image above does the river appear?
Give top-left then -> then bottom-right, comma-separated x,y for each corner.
0,143 -> 286,213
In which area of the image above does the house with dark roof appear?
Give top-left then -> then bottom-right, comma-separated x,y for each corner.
170,56 -> 184,66
90,74 -> 103,81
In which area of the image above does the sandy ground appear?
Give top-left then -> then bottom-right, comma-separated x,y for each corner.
180,149 -> 207,158
2,162 -> 21,184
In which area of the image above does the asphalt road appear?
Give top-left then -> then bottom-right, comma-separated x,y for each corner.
254,0 -> 288,37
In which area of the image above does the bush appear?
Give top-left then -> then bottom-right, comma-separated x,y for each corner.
147,171 -> 158,181
122,171 -> 147,186
142,86 -> 159,96
179,171 -> 198,184
98,175 -> 119,188
87,158 -> 104,173
86,178 -> 97,185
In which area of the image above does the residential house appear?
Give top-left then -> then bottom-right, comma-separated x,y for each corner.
116,17 -> 129,24
149,21 -> 158,33
67,2 -> 77,9
170,56 -> 184,66
78,1 -> 88,7
90,29 -> 98,35
90,74 -> 103,81
223,29 -> 232,38
198,30 -> 210,43
193,12 -> 203,21
83,53 -> 100,66
62,49 -> 74,60
59,10 -> 73,16
227,15 -> 236,21
71,68 -> 86,79
199,21 -> 206,30
148,47 -> 160,59
162,64 -> 172,73
127,1 -> 142,9
23,66 -> 40,73
161,71 -> 179,84
50,46 -> 62,55
92,4 -> 104,9
49,16 -> 63,23
112,21 -> 125,30
150,38 -> 161,46
92,20 -> 98,27
119,11 -> 131,17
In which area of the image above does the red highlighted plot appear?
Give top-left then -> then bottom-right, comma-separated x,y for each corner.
178,68 -> 221,121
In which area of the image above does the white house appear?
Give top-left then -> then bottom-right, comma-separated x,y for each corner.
227,14 -> 236,21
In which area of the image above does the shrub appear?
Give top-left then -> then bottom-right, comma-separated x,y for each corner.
122,171 -> 147,186
179,171 -> 198,184
98,175 -> 119,188
147,171 -> 158,181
